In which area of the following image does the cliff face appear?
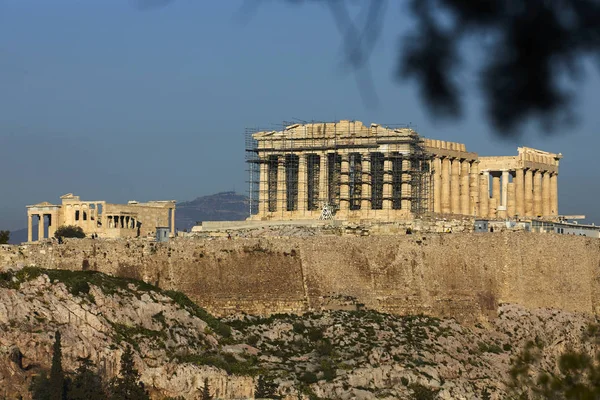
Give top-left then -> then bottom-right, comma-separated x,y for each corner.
1,268 -> 599,400
1,232 -> 599,322
0,268 -> 255,399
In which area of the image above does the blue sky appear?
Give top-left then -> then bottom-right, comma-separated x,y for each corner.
1,0 -> 598,231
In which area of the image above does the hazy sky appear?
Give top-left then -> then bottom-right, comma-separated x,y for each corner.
1,1 -> 598,231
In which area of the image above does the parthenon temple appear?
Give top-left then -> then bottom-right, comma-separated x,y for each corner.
246,120 -> 561,221
26,193 -> 176,242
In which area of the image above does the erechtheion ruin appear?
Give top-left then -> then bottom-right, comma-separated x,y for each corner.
246,120 -> 561,221
26,193 -> 175,242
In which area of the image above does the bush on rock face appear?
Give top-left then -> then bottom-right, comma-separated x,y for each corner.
54,225 -> 86,239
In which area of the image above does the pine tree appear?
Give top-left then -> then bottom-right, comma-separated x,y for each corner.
69,357 -> 106,400
109,346 -> 149,400
200,378 -> 212,400
49,331 -> 66,400
30,372 -> 51,400
254,375 -> 279,399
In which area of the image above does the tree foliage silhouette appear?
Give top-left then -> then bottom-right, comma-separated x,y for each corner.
254,375 -> 280,399
110,346 -> 149,400
68,357 -> 106,400
509,326 -> 600,399
54,226 -> 85,239
200,377 -> 212,400
49,331 -> 67,400
0,230 -> 9,244
137,0 -> 600,135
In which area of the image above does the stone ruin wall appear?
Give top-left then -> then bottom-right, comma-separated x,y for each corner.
1,233 -> 599,323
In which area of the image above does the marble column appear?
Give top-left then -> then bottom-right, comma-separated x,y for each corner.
480,172 -> 490,218
48,212 -> 56,239
383,155 -> 393,211
524,169 -> 533,217
38,214 -> 44,241
514,169 -> 524,217
501,170 -> 509,209
533,170 -> 542,217
361,153 -> 371,211
489,198 -> 498,219
451,158 -> 460,214
507,182 -> 516,217
469,161 -> 479,216
498,170 -> 509,219
492,173 -> 501,217
298,154 -> 308,212
401,157 -> 411,211
318,153 -> 328,208
27,213 -> 32,242
340,154 -> 350,212
460,160 -> 470,215
542,171 -> 551,217
259,159 -> 268,214
441,157 -> 451,214
277,156 -> 286,213
433,157 -> 442,213
171,207 -> 176,235
551,173 -> 558,216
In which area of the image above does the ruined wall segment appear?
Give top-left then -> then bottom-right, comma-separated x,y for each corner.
1,233 -> 598,322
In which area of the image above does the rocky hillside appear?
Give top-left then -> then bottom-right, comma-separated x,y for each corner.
176,191 -> 248,231
1,266 -> 599,399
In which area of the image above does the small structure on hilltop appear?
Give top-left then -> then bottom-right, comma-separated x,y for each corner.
26,193 -> 176,242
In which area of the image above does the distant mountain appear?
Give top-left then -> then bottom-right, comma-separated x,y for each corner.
6,192 -> 249,244
176,191 -> 249,231
8,227 -> 28,245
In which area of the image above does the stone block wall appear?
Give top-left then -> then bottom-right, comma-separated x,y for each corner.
1,233 -> 598,322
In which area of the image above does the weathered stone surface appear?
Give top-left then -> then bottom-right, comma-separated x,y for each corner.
1,232 -> 598,322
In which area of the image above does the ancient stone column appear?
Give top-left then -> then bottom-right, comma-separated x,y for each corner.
492,173 -> 501,218
451,159 -> 460,214
542,171 -> 551,217
480,171 -> 490,218
533,170 -> 542,217
258,159 -> 268,215
171,206 -> 176,235
507,182 -> 516,218
48,212 -> 55,239
501,170 -> 509,209
361,153 -> 371,211
489,198 -> 498,219
38,214 -> 44,241
319,152 -> 328,208
27,213 -> 32,242
551,173 -> 558,216
524,169 -> 533,217
340,154 -> 350,212
298,154 -> 308,213
469,161 -> 479,216
401,157 -> 411,211
383,155 -> 393,211
433,157 -> 442,213
514,169 -> 524,217
277,156 -> 286,213
460,160 -> 470,215
497,170 -> 508,219
441,157 -> 451,214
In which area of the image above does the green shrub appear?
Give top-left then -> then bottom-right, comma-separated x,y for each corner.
299,371 -> 318,384
55,225 -> 86,239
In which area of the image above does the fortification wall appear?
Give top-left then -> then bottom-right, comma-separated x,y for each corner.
1,233 -> 599,322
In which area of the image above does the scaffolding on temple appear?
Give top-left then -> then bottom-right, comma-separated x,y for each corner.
245,120 -> 433,219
